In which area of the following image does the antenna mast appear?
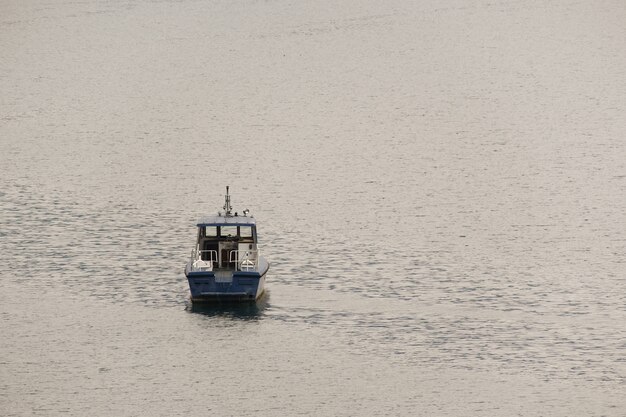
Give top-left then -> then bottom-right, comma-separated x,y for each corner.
223,186 -> 233,217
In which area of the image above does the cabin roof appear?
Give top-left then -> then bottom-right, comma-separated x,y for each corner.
196,215 -> 257,227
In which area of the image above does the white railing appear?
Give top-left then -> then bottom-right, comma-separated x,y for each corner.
190,249 -> 218,272
229,250 -> 259,271
189,249 -> 260,272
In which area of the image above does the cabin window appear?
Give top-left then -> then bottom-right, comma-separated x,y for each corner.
204,226 -> 217,237
240,226 -> 253,238
220,226 -> 238,237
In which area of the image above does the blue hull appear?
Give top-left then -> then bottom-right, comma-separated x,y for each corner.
185,263 -> 269,303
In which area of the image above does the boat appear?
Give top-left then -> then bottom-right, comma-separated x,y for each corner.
184,186 -> 270,302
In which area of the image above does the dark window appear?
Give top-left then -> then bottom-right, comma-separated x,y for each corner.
220,226 -> 237,237
240,226 -> 253,238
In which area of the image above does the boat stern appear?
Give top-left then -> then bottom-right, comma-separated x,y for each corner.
186,269 -> 266,303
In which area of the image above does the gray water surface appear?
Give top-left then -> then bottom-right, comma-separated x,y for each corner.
1,0 -> 625,415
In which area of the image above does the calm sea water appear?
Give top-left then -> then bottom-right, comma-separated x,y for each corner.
1,0 -> 625,415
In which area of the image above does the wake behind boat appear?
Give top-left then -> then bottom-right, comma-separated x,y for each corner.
184,187 -> 270,302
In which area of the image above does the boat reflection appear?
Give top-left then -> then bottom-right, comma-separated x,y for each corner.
186,291 -> 270,320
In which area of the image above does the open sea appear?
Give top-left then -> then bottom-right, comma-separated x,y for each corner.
1,0 -> 625,415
